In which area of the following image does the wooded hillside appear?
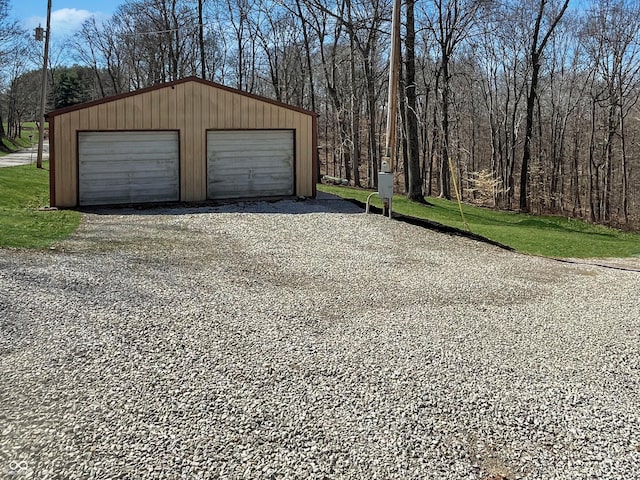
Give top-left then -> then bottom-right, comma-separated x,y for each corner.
2,0 -> 639,228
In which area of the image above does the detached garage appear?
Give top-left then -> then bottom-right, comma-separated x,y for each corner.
48,77 -> 317,208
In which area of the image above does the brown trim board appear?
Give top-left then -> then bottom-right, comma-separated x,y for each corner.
49,115 -> 56,207
312,114 -> 318,198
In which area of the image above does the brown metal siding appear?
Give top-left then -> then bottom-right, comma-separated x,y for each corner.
49,78 -> 316,207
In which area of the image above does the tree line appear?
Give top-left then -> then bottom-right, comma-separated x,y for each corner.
2,0 -> 639,228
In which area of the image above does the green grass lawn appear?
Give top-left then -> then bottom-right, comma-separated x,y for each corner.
318,184 -> 640,258
0,163 -> 81,249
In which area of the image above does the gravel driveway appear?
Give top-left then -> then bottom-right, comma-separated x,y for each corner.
1,197 -> 639,479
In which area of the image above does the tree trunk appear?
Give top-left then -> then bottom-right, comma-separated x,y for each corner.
294,0 -> 319,182
0,108 -> 5,139
364,56 -> 378,188
405,0 -> 423,201
520,55 -> 540,212
519,0 -> 569,212
588,98 -> 598,222
347,4 -> 361,187
439,58 -> 451,199
399,68 -> 409,191
429,75 -> 440,197
603,103 -> 616,222
571,127 -> 581,216
620,100 -> 629,224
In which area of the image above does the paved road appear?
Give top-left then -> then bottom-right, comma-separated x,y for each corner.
0,141 -> 48,167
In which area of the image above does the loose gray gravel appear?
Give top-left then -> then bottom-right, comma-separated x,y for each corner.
1,196 -> 639,479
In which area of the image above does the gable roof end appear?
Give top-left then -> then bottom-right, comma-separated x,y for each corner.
47,76 -> 317,119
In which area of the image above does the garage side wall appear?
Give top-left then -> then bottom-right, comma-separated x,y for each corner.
51,80 -> 315,207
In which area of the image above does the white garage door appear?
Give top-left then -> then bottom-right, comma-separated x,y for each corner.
207,130 -> 294,199
78,131 -> 179,206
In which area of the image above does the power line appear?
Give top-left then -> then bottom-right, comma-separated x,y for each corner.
120,23 -> 206,37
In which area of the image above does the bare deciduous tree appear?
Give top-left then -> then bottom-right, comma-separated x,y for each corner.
518,0 -> 570,212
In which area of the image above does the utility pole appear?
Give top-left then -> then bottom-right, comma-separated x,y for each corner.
36,0 -> 52,169
379,0 -> 401,217
384,0 -> 401,164
198,0 -> 206,79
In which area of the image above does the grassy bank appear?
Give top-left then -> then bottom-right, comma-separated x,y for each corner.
1,122 -> 44,156
0,163 -> 81,249
318,184 -> 640,258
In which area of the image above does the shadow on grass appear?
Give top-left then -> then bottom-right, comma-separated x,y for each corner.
443,206 -> 620,239
346,198 -> 515,252
513,218 -> 618,237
